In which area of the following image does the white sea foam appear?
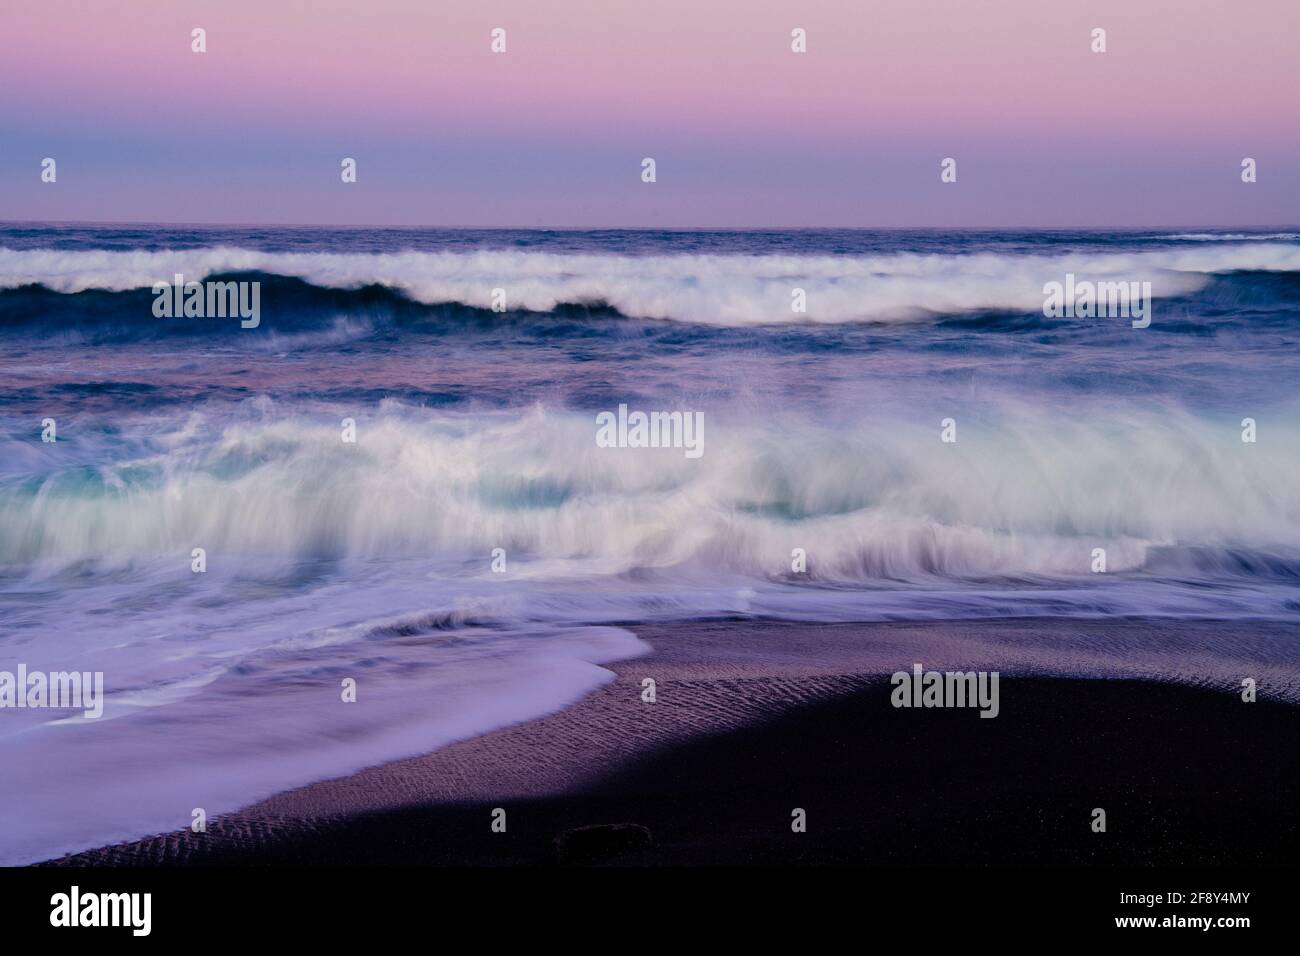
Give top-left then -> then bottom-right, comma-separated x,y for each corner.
2,401 -> 1299,864
3,403 -> 1298,581
4,243 -> 1300,324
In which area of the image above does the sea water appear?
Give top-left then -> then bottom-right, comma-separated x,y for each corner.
2,225 -> 1298,862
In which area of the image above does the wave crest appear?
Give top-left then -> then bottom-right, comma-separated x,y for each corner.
4,243 -> 1300,324
4,405 -> 1297,583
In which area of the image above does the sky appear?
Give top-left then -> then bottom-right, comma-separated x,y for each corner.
1,0 -> 1297,228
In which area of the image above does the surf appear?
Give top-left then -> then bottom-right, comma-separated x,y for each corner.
3,403 -> 1297,591
4,241 -> 1300,326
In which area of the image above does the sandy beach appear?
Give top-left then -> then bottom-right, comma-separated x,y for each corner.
47,618 -> 1300,866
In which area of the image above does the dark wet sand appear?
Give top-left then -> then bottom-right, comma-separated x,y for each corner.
47,618 -> 1300,866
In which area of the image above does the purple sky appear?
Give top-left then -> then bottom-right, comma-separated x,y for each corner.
1,0 -> 1297,227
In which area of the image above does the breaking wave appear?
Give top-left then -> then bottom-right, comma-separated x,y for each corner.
4,243 -> 1300,325
4,404 -> 1297,589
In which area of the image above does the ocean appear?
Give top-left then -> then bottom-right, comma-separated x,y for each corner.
2,224 -> 1298,863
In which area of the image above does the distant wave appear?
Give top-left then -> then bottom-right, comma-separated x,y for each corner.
1160,232 -> 1300,242
4,243 -> 1300,325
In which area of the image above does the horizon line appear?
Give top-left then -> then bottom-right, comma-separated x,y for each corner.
3,218 -> 1299,233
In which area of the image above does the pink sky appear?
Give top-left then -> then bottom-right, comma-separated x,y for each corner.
1,0 -> 1297,226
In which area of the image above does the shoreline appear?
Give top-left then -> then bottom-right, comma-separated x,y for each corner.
45,617 -> 1300,866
